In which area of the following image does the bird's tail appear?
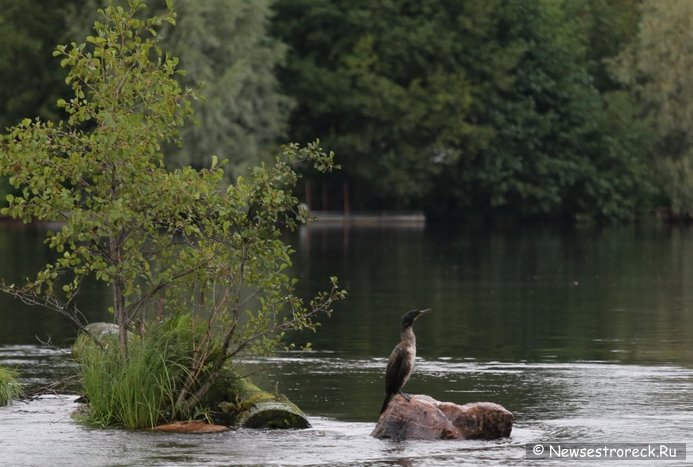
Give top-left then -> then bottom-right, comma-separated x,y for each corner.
379,393 -> 393,415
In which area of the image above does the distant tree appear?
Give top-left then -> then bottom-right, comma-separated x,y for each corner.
577,0 -> 641,92
274,0 -> 652,219
432,0 -> 652,221
0,0 -> 78,130
273,0 -> 505,208
162,0 -> 291,177
69,0 -> 291,178
610,0 -> 693,217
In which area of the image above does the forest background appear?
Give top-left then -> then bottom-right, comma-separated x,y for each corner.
1,0 -> 691,222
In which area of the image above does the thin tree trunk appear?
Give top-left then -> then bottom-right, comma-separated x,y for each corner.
110,234 -> 128,354
113,281 -> 128,354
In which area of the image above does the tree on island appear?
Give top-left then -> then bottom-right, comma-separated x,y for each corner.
0,0 -> 344,427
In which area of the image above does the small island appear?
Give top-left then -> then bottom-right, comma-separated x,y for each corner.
0,0 -> 344,431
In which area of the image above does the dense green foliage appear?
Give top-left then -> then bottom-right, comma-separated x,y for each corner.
0,0 -> 690,220
0,0 -> 78,130
0,366 -> 22,405
610,0 -> 693,217
0,0 -> 344,426
274,0 -> 483,207
443,0 -> 651,221
274,0 -> 653,220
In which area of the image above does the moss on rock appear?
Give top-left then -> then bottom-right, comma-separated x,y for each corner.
209,371 -> 310,429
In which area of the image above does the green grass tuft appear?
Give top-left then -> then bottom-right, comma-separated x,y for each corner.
77,317 -> 198,429
0,367 -> 23,405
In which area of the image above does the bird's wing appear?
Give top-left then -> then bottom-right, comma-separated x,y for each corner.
384,349 -> 402,394
384,343 -> 412,394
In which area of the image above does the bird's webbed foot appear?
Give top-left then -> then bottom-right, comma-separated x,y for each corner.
399,390 -> 412,402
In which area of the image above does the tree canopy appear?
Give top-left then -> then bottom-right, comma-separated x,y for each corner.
274,0 -> 654,220
610,0 -> 693,217
0,0 -> 687,222
438,0 -> 652,221
0,0 -> 79,130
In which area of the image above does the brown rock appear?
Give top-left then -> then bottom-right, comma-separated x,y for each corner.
152,420 -> 230,434
371,394 -> 513,441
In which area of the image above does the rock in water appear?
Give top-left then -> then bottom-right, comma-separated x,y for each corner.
371,394 -> 513,441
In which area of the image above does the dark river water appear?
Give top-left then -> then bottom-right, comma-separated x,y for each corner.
1,222 -> 692,465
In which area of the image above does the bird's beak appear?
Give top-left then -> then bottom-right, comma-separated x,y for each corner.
416,308 -> 431,318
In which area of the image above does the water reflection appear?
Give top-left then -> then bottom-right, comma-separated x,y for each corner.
0,224 -> 111,346
293,224 -> 693,365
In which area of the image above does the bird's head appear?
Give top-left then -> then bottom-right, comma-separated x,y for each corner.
401,308 -> 430,329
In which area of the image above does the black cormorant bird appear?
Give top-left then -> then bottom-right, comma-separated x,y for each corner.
380,308 -> 430,415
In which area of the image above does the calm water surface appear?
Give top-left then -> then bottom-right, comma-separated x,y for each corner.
1,223 -> 692,466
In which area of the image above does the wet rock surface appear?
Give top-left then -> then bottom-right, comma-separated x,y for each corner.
371,394 -> 513,441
